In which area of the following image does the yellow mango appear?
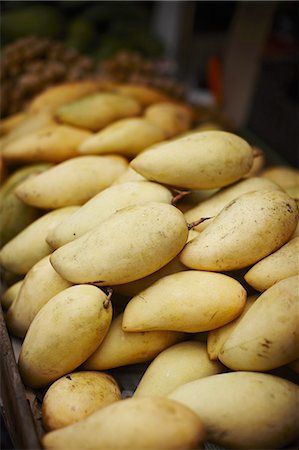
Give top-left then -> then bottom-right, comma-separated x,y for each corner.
50,202 -> 188,285
42,397 -> 205,450
42,371 -> 121,431
15,155 -> 128,209
83,313 -> 185,370
18,285 -> 112,388
180,190 -> 298,271
123,271 -> 246,333
131,131 -> 253,190
219,275 -> 299,371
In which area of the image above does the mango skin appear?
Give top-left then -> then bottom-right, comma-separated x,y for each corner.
42,371 -> 121,431
219,275 -> 299,371
0,206 -> 79,274
47,181 -> 172,249
168,371 -> 299,450
134,341 -> 224,398
180,190 -> 299,272
18,285 -> 112,388
207,295 -> 258,360
6,255 -> 72,338
1,280 -> 23,310
0,163 -> 51,248
42,396 -> 205,450
184,176 -> 282,232
123,270 -> 246,333
83,313 -> 185,371
55,92 -> 141,131
131,131 -> 253,190
15,155 -> 128,209
50,202 -> 188,285
244,236 -> 299,292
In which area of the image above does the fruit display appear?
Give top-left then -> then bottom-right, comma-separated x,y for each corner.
0,79 -> 298,450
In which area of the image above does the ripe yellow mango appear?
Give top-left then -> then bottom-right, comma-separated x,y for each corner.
0,112 -> 26,136
207,295 -> 258,360
47,181 -> 172,248
79,118 -> 166,157
0,110 -> 55,148
184,176 -> 282,231
112,166 -> 146,184
83,313 -> 185,370
42,397 -> 205,450
50,202 -> 188,285
112,84 -> 169,106
18,285 -> 112,388
1,280 -> 23,310
144,102 -> 194,138
55,92 -> 141,131
6,255 -> 72,338
134,341 -> 224,397
0,163 -> 52,248
219,275 -> 299,371
28,80 -> 104,113
261,165 -> 299,188
168,372 -> 299,449
0,206 -> 79,274
180,190 -> 298,272
2,125 -> 92,163
244,237 -> 299,291
42,371 -> 121,431
131,131 -> 253,190
15,155 -> 128,209
123,271 -> 246,333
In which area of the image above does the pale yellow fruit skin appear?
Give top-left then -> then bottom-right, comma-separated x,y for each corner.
6,255 -> 72,338
2,125 -> 92,163
285,185 -> 299,198
0,111 -> 55,148
42,396 -> 205,450
123,271 -> 246,333
112,84 -> 169,106
28,80 -> 104,113
144,102 -> 194,138
113,255 -> 187,297
113,230 -> 197,297
42,371 -> 121,431
47,181 -> 172,248
0,163 -> 52,248
207,295 -> 258,360
131,131 -> 253,190
219,275 -> 299,371
134,341 -> 224,398
184,176 -> 282,231
261,165 -> 299,189
180,190 -> 299,272
79,118 -> 166,157
1,280 -> 23,310
50,202 -> 188,285
56,92 -> 142,131
18,285 -> 112,388
168,371 -> 299,450
0,206 -> 79,274
15,155 -> 128,209
0,112 -> 26,136
292,221 -> 299,238
245,236 -> 299,292
83,314 -> 185,370
112,166 -> 146,185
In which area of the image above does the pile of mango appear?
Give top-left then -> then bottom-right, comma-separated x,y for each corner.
0,80 -> 298,450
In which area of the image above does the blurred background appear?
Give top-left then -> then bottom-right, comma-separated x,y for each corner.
0,0 -> 298,166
